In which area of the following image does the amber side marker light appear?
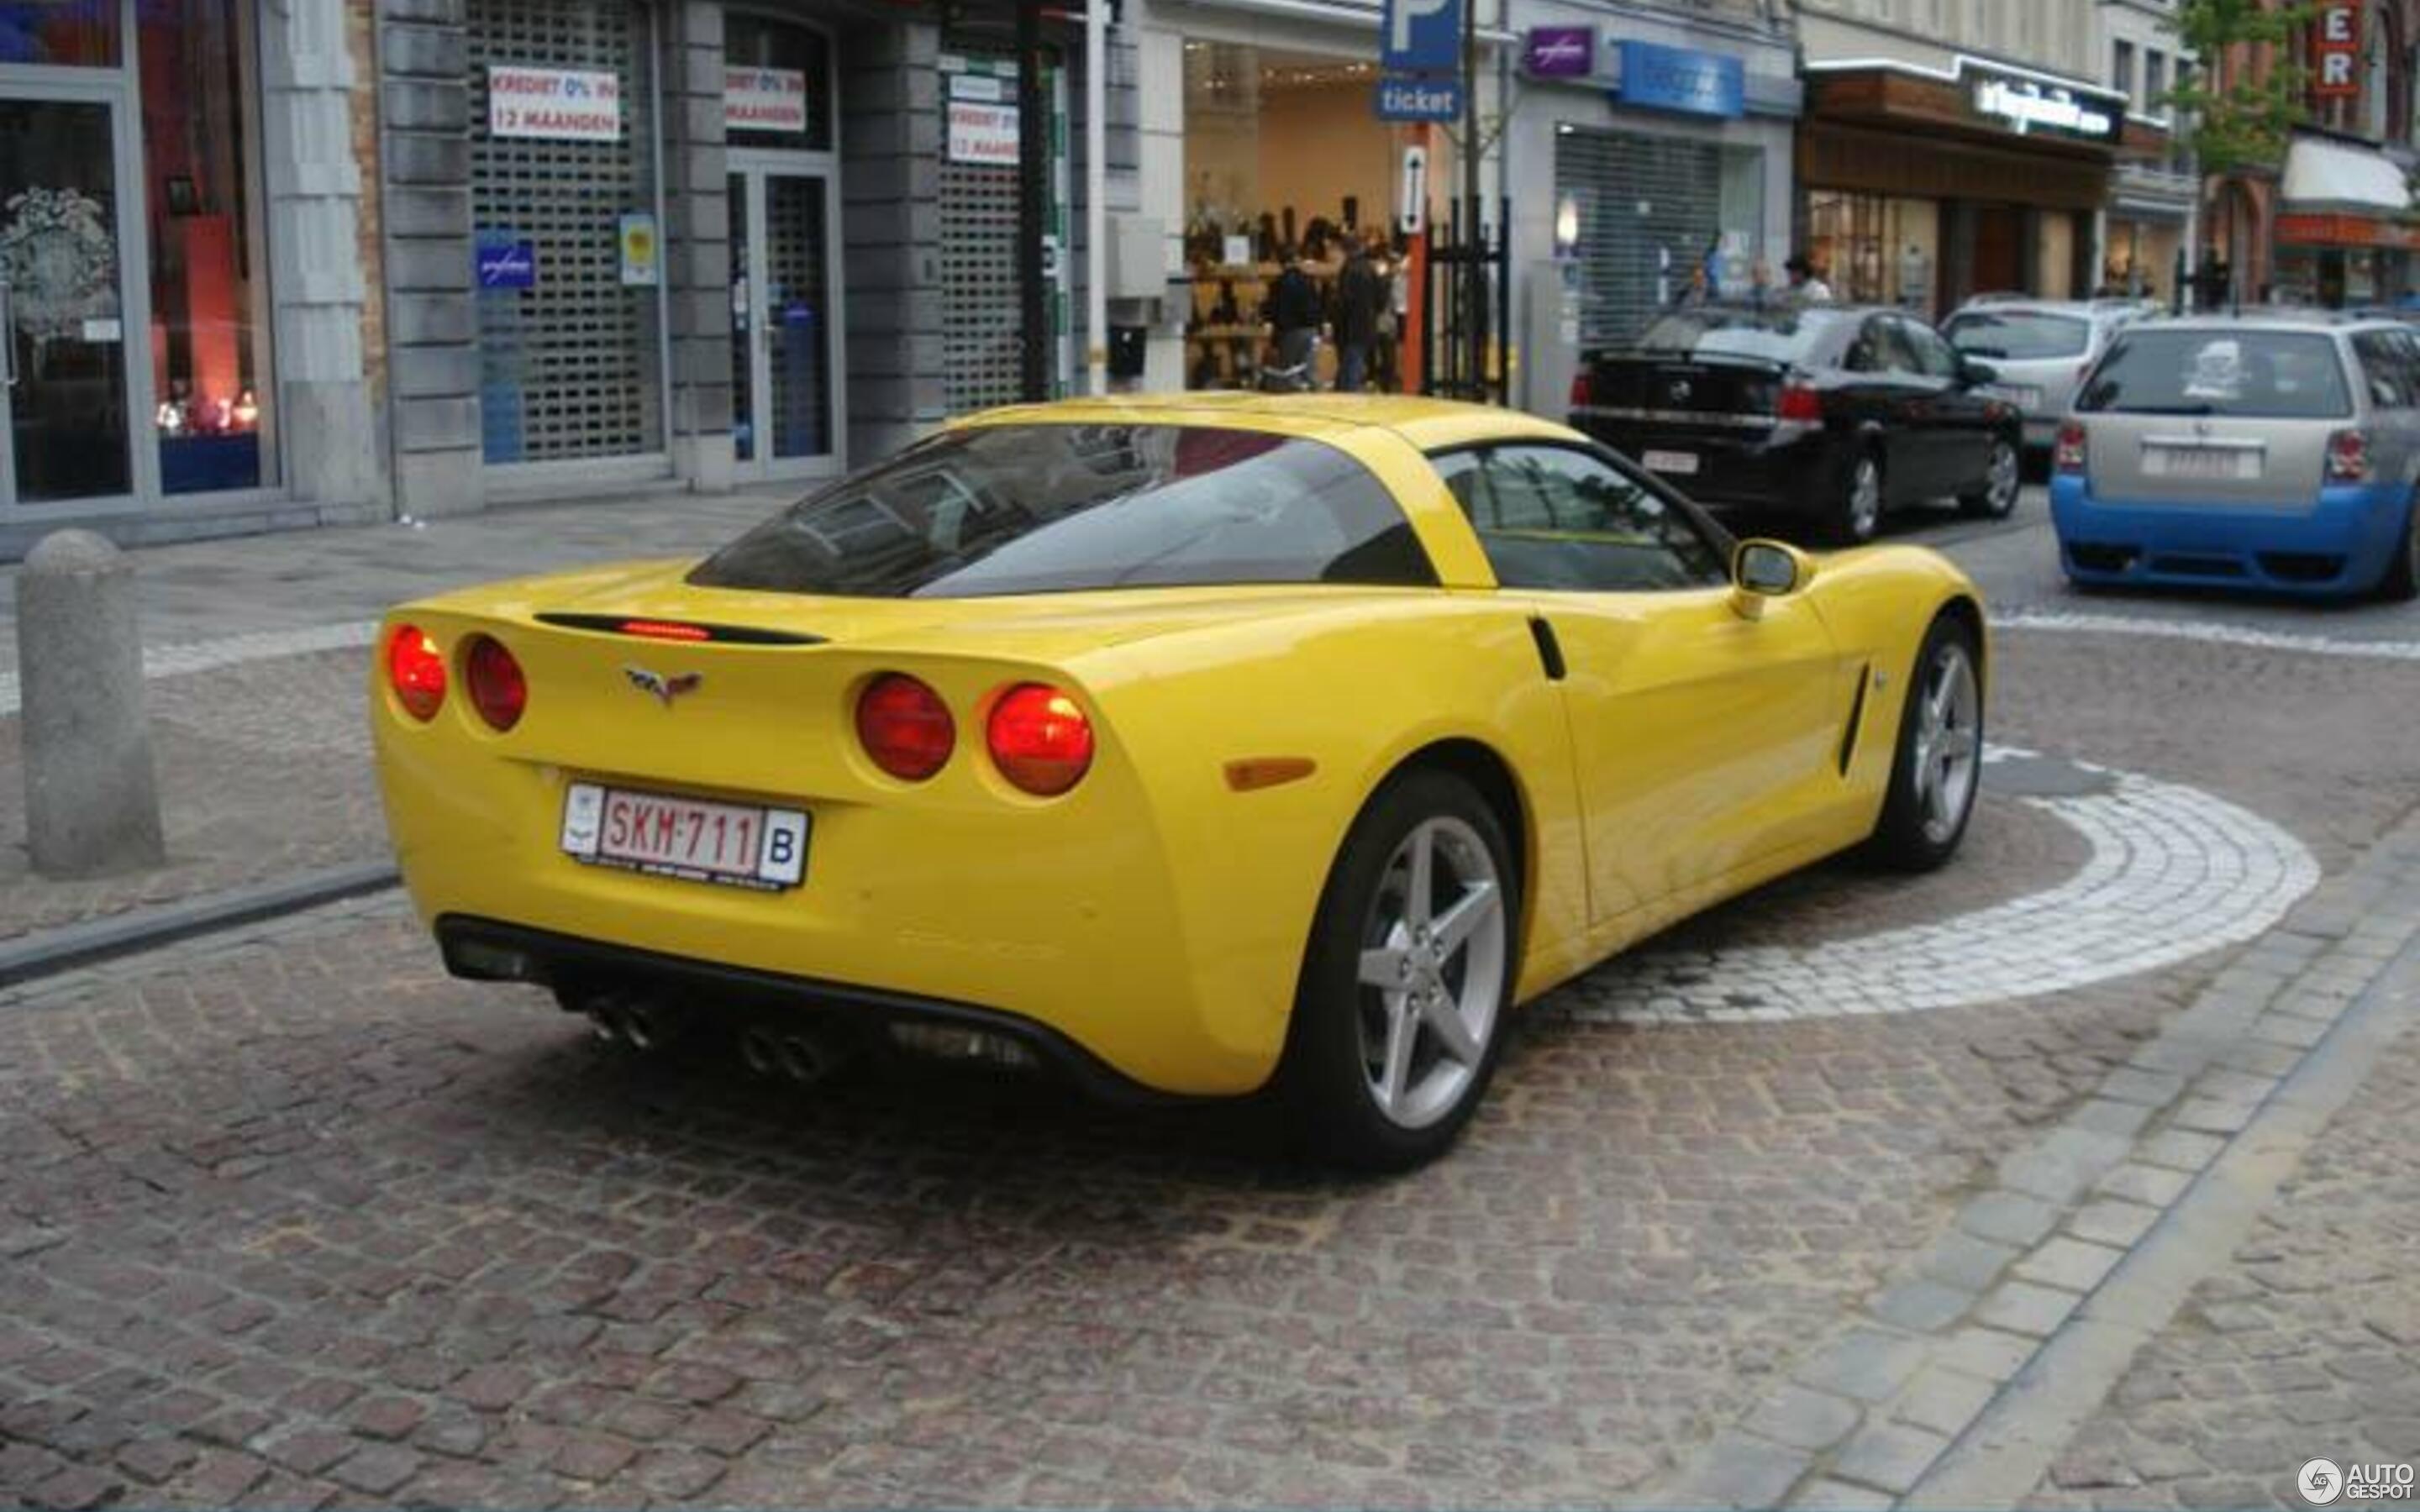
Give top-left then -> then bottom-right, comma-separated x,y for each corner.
1224,757 -> 1317,792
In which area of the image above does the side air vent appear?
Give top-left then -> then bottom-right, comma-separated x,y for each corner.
1837,664 -> 1870,775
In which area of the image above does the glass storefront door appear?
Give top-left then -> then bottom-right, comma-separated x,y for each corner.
0,88 -> 138,506
728,160 -> 840,480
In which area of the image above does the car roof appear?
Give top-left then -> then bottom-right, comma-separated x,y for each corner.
958,392 -> 1583,454
2108,311 -> 2395,337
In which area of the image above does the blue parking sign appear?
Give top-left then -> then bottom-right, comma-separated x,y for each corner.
1381,0 -> 1460,72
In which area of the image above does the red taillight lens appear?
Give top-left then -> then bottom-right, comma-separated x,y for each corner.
1776,383 -> 1823,423
856,674 -> 955,781
1568,370 -> 1592,409
2328,428 -> 2372,483
986,684 -> 1095,797
464,635 -> 527,732
618,618 -> 711,642
387,624 -> 446,721
2055,421 -> 2088,475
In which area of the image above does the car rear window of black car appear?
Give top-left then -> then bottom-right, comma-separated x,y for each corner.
689,423 -> 1437,598
2077,330 -> 2353,419
1944,310 -> 2091,360
1632,307 -> 1846,365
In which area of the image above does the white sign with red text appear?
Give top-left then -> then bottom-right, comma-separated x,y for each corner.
947,100 -> 1019,165
724,67 -> 808,133
488,66 -> 621,140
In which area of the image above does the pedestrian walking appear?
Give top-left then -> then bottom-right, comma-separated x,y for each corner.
1334,232 -> 1388,392
1783,253 -> 1833,304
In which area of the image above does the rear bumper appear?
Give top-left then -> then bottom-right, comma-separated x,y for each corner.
2049,475 -> 2410,597
1571,417 -> 1843,516
436,916 -> 1176,1102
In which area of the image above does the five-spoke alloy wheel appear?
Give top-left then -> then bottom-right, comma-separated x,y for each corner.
1870,615 -> 1985,871
1283,770 -> 1518,1169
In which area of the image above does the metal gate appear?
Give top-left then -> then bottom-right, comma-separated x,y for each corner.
468,0 -> 665,465
938,53 -> 1067,415
1554,127 -> 1723,349
1423,195 -> 1511,406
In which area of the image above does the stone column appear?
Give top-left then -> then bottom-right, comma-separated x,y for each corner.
840,18 -> 944,463
1131,25 -> 1186,394
259,0 -> 383,512
379,0 -> 485,517
662,0 -> 734,493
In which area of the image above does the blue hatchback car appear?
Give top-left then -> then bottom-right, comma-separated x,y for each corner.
2051,315 -> 2420,601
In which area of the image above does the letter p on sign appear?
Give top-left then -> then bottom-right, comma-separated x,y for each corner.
1383,0 -> 1460,73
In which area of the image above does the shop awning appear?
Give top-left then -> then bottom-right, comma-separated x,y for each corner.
2281,136 -> 2412,216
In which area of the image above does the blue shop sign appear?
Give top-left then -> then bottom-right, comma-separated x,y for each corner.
1614,41 -> 1744,118
476,239 -> 537,290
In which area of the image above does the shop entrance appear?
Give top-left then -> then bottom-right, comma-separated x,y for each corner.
728,160 -> 841,480
0,87 -> 144,507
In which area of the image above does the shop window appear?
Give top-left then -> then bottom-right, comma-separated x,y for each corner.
724,13 -> 831,153
0,0 -> 118,67
141,0 -> 272,493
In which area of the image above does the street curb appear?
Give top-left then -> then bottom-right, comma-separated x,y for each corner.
1636,810 -> 2420,1512
0,861 -> 401,990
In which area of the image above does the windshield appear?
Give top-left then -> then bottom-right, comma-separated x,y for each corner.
2077,330 -> 2353,419
1944,310 -> 2091,361
1633,308 -> 1842,365
689,423 -> 1436,598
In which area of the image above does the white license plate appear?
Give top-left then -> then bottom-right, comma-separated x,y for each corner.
1986,384 -> 2044,410
2144,446 -> 2261,481
1641,449 -> 1699,476
560,782 -> 808,890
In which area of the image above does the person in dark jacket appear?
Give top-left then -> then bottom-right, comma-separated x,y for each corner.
1268,247 -> 1324,381
1334,231 -> 1388,392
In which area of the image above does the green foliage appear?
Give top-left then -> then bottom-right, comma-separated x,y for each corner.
2160,0 -> 2317,175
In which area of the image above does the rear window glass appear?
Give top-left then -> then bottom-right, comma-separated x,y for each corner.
2077,331 -> 2353,419
689,423 -> 1436,598
1632,307 -> 1844,365
1944,311 -> 2091,360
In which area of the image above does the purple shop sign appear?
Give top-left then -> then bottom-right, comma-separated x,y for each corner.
1523,26 -> 1594,79
476,239 -> 537,290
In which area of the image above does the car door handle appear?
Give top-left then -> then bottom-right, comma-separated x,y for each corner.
1528,617 -> 1566,681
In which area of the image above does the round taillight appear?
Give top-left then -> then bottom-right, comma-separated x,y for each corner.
387,624 -> 446,722
856,673 -> 955,781
465,635 -> 527,732
986,683 -> 1094,796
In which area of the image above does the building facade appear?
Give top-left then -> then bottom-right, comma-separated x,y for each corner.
1790,0 -> 2166,315
1499,0 -> 1799,411
2097,0 -> 2197,302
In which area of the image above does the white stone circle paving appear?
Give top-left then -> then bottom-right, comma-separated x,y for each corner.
1558,745 -> 2321,1026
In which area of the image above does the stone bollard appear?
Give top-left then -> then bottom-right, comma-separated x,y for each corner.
18,529 -> 164,878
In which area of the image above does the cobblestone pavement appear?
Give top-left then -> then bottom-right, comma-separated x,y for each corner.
2022,1036 -> 2420,1512
0,650 -> 380,944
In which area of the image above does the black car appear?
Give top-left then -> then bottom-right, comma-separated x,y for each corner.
1569,302 -> 2024,543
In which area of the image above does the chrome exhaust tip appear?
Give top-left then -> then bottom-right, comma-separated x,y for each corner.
619,1000 -> 678,1053
586,1000 -> 628,1045
738,1025 -> 782,1077
776,1034 -> 833,1085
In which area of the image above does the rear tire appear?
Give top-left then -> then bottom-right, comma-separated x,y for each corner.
1868,616 -> 1984,873
2379,498 -> 2420,603
1960,435 -> 2022,519
1831,449 -> 1885,545
1277,769 -> 1518,1171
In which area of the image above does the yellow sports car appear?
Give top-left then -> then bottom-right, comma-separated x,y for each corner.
373,396 -> 1986,1168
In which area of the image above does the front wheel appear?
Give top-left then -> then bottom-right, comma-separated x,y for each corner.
1279,770 -> 1518,1171
1960,435 -> 2022,519
1868,617 -> 1984,872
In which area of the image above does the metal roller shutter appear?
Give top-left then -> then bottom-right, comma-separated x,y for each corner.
469,0 -> 665,464
1555,128 -> 1723,350
939,54 -> 1068,416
